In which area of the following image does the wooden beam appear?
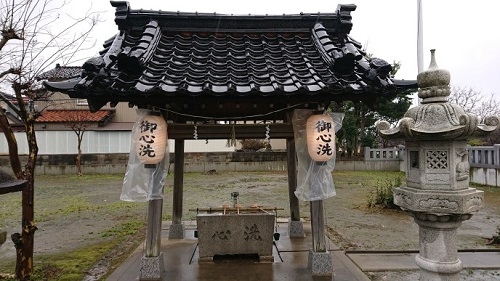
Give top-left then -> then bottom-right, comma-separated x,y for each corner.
167,123 -> 293,139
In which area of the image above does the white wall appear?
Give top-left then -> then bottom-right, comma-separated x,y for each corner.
0,131 -> 236,154
470,167 -> 500,187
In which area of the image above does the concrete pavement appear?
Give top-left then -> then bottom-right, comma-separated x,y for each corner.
107,221 -> 369,281
107,221 -> 500,281
347,250 -> 500,272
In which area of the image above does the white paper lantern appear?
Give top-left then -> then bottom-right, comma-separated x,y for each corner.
135,114 -> 168,165
306,114 -> 335,162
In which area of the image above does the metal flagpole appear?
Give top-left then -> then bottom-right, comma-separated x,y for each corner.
417,0 -> 424,74
416,0 -> 423,106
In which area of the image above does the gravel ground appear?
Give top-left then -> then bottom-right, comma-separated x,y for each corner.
1,171 -> 499,280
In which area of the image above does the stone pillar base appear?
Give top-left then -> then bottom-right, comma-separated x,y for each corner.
416,254 -> 462,281
168,223 -> 184,239
413,214 -> 466,281
139,253 -> 164,281
288,220 -> 305,238
308,249 -> 333,276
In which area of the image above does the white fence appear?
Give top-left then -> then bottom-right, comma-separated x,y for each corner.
363,145 -> 500,187
468,145 -> 500,168
3,134 -> 499,185
364,146 -> 404,161
364,146 -> 405,172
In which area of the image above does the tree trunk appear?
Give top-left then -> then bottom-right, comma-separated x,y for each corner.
76,153 -> 82,176
0,107 -> 35,280
14,172 -> 37,280
0,111 -> 22,177
359,104 -> 366,156
12,106 -> 38,280
76,133 -> 83,176
354,102 -> 361,156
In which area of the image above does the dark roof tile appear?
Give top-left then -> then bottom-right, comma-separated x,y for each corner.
43,3 -> 417,118
38,65 -> 81,81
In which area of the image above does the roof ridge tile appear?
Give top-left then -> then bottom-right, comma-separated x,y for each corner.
43,2 -> 417,118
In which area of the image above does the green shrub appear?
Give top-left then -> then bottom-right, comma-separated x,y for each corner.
367,175 -> 403,209
239,139 -> 269,151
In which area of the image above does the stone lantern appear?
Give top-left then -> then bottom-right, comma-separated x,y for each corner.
377,49 -> 498,280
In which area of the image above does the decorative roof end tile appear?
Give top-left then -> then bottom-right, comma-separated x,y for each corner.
117,20 -> 161,75
111,1 -> 131,30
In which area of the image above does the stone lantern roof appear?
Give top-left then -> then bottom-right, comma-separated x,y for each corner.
377,49 -> 498,141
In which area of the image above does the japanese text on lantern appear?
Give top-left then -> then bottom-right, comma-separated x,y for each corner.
139,120 -> 158,158
306,114 -> 335,162
315,119 -> 333,156
135,113 -> 167,165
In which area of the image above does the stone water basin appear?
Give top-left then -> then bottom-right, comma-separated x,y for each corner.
196,207 -> 276,262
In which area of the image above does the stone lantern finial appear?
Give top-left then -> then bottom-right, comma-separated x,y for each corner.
417,49 -> 450,103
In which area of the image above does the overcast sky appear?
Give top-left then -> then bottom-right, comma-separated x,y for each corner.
69,0 -> 500,98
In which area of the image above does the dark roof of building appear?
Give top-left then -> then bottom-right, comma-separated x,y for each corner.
37,64 -> 82,81
36,109 -> 115,124
1,111 -> 24,132
43,2 -> 417,121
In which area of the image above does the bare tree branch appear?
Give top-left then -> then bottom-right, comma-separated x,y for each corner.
0,0 -> 102,278
59,108 -> 92,176
0,67 -> 20,79
0,108 -> 22,177
448,86 -> 500,120
0,91 -> 22,116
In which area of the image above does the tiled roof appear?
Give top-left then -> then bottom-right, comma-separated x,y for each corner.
36,110 -> 114,123
43,3 -> 417,120
38,64 -> 81,81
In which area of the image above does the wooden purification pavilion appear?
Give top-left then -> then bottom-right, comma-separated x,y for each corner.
44,1 -> 417,276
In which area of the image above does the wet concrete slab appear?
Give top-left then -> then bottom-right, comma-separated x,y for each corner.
107,221 -> 369,281
107,221 -> 500,280
347,250 -> 500,271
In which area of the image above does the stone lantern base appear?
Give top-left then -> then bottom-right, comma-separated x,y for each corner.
394,185 -> 482,281
394,186 -> 484,214
411,212 -> 473,281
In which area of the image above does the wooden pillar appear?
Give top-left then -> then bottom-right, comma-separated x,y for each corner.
140,168 -> 164,280
172,139 -> 184,224
310,200 -> 326,252
308,198 -> 332,276
286,111 -> 305,237
169,139 -> 185,239
287,138 -> 300,221
145,198 -> 163,256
